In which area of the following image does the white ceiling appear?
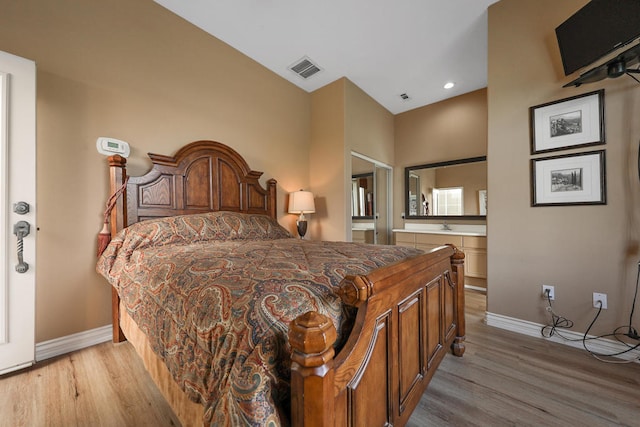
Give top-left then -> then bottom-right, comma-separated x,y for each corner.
154,0 -> 499,114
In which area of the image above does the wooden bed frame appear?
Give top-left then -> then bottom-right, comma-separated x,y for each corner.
105,140 -> 466,426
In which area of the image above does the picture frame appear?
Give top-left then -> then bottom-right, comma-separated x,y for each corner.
530,89 -> 604,154
531,150 -> 606,207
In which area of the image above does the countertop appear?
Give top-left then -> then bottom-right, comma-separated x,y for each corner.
393,224 -> 486,237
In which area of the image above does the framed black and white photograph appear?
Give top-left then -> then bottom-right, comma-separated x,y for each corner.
530,90 -> 604,154
531,150 -> 606,206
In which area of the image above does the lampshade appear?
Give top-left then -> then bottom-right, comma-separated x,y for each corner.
288,190 -> 315,214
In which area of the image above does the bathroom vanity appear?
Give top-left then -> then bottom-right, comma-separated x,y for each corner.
393,225 -> 487,291
352,228 -> 375,244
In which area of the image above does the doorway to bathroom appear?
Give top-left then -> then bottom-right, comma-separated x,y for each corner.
350,152 -> 392,245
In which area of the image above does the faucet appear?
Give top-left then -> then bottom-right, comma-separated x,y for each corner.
441,220 -> 452,231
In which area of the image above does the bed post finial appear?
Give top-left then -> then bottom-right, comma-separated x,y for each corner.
337,275 -> 373,307
289,311 -> 337,427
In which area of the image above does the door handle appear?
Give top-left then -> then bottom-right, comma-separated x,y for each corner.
13,221 -> 30,273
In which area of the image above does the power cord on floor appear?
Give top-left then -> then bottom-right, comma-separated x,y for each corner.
540,290 -> 573,337
540,287 -> 640,364
581,300 -> 640,363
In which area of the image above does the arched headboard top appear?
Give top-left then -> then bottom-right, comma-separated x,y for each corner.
108,140 -> 277,236
147,140 -> 260,177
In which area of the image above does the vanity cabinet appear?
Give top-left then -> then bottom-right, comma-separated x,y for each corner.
394,232 -> 418,248
352,229 -> 374,244
416,233 -> 462,251
394,231 -> 487,290
460,236 -> 487,284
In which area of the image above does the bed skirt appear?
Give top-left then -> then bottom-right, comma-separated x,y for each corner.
120,305 -> 204,426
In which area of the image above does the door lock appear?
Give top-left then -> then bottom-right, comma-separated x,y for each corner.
13,221 -> 30,273
13,201 -> 30,215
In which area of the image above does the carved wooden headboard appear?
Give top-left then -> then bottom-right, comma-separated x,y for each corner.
107,140 -> 277,237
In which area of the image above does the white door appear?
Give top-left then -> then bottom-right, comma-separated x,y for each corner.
0,51 -> 36,375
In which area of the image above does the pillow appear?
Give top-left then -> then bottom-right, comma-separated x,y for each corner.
99,211 -> 292,265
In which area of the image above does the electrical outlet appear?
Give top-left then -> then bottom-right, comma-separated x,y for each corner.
593,292 -> 607,309
542,285 -> 555,300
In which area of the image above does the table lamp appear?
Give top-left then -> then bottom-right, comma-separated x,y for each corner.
288,190 -> 315,238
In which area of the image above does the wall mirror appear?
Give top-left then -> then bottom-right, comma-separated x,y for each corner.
405,156 -> 487,219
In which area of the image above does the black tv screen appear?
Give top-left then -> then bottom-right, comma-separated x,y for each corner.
556,0 -> 640,76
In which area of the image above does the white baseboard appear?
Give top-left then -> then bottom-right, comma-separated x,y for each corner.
485,312 -> 639,362
34,314 -> 637,363
35,325 -> 112,362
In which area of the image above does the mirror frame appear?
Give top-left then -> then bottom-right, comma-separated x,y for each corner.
404,156 -> 487,220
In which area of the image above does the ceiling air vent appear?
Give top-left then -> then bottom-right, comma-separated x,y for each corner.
288,56 -> 322,79
400,93 -> 410,100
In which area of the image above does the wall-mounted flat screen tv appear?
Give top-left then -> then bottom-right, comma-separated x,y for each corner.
556,0 -> 640,76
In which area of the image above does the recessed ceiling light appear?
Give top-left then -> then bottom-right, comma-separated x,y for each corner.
444,82 -> 455,89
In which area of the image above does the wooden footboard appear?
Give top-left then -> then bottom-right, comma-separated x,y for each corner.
289,245 -> 465,427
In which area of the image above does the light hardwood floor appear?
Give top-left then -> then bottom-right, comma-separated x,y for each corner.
407,291 -> 640,427
1,291 -> 638,426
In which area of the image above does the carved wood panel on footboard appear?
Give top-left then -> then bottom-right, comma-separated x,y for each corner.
289,245 -> 466,427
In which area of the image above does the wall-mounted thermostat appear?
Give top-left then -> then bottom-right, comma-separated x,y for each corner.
96,137 -> 130,158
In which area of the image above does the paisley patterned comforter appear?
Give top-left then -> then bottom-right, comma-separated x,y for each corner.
96,211 -> 422,426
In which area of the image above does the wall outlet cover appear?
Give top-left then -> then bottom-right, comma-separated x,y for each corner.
593,292 -> 607,309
